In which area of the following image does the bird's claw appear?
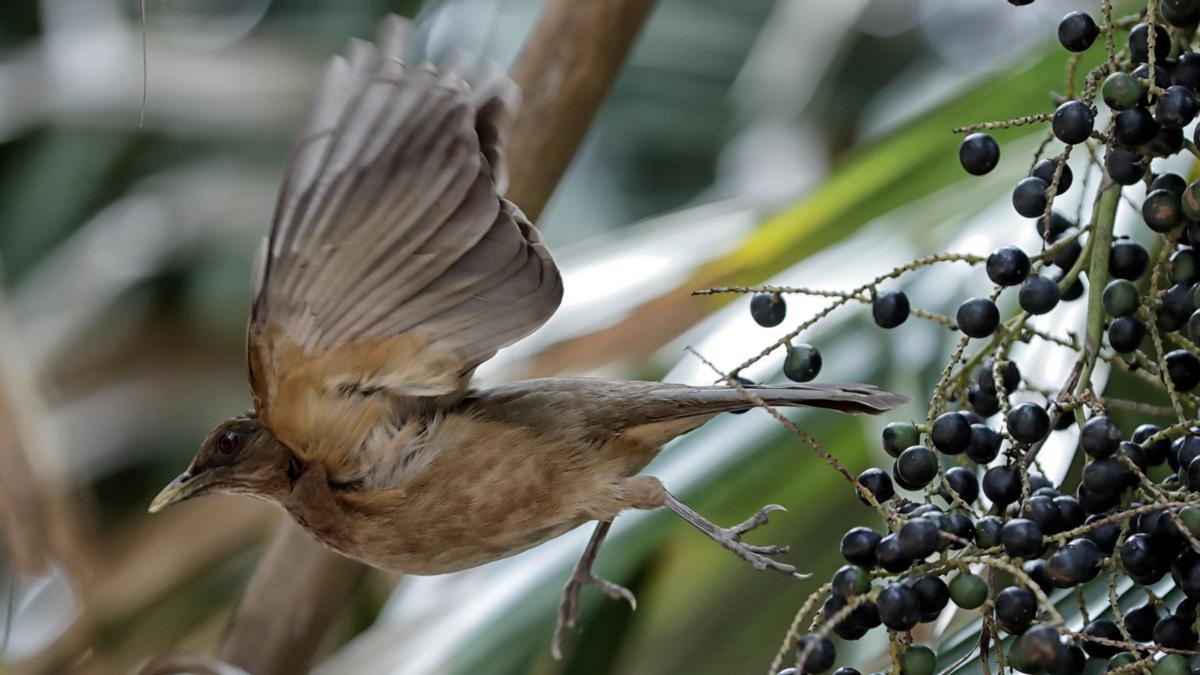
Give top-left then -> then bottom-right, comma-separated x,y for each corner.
744,543 -> 789,555
731,503 -> 786,535
591,574 -> 638,610
552,569 -> 637,660
712,504 -> 808,579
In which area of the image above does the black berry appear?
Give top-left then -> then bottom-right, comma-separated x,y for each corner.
841,527 -> 882,567
1083,517 -> 1119,554
956,298 -> 1000,338
1158,85 -> 1200,128
1172,249 -> 1198,283
960,133 -> 1000,175
1110,240 -> 1150,280
1172,432 -> 1200,472
1031,159 -> 1072,193
969,387 -> 1000,418
1154,615 -> 1198,650
978,358 -> 1021,393
1184,180 -> 1200,220
974,516 -> 1002,548
994,586 -> 1038,634
911,576 -> 949,621
1125,604 -> 1160,642
1108,316 -> 1146,353
1008,403 -> 1050,444
858,467 -> 895,504
987,246 -> 1031,286
1052,239 -> 1082,270
831,564 -> 871,598
1106,148 -> 1146,185
967,424 -> 1002,463
784,343 -> 822,382
795,635 -> 836,674
1020,624 -> 1061,669
1166,349 -> 1200,390
1163,282 -> 1196,326
750,293 -> 786,327
1114,106 -> 1159,147
1146,125 -> 1185,157
1035,211 -> 1072,241
1012,177 -> 1049,217
983,466 -> 1022,506
1166,1 -> 1200,28
1153,172 -> 1188,195
1001,518 -> 1045,558
931,411 -> 972,454
942,466 -> 979,504
1051,101 -> 1094,144
877,583 -> 921,631
1081,620 -> 1122,658
896,445 -> 938,488
876,534 -> 910,573
1018,276 -> 1060,315
1133,423 -> 1171,466
1176,50 -> 1200,88
897,518 -> 940,561
1082,457 -> 1129,498
1143,188 -> 1183,232
872,291 -> 910,329
1058,11 -> 1099,52
1130,22 -> 1171,64
1080,416 -> 1121,458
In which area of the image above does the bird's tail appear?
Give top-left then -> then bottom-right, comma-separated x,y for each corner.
588,380 -> 908,450
471,378 -> 907,442
640,382 -> 909,419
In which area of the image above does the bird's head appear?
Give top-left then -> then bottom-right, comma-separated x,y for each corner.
149,413 -> 294,513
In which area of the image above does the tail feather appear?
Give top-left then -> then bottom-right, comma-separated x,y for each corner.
613,382 -> 908,448
469,378 -> 908,439
656,383 -> 909,418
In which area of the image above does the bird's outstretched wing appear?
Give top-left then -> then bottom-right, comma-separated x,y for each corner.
246,16 -> 562,479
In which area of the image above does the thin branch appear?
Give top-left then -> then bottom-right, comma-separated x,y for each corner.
506,0 -> 659,221
216,521 -> 365,674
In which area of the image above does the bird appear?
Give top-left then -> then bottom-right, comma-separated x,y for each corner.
148,14 -> 907,658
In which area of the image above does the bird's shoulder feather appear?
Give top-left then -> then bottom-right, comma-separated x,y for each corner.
246,17 -> 561,477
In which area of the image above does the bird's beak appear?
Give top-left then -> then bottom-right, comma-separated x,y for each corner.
148,470 -> 214,513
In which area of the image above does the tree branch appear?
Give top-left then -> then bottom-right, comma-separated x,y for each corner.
215,521 -> 364,674
506,0 -> 658,221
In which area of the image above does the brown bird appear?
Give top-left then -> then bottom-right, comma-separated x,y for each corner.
148,15 -> 906,658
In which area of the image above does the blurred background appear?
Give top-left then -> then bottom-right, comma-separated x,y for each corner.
0,0 -> 1105,673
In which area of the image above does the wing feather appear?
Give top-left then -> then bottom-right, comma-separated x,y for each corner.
247,15 -> 562,480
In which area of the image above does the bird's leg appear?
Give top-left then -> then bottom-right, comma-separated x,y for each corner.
551,520 -> 635,660
662,491 -> 809,580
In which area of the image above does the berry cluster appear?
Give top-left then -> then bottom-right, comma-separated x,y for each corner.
701,2 -> 1200,674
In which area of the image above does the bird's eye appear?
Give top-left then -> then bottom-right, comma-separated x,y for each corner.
218,431 -> 242,454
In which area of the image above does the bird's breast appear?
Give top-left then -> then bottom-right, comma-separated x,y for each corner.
311,414 -> 639,574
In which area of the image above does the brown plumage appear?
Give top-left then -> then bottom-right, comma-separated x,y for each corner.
149,15 -> 907,658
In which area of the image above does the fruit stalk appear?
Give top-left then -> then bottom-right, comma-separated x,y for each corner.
1075,178 -> 1121,401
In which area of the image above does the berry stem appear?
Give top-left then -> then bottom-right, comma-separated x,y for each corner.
1073,179 -> 1121,402
1147,238 -> 1191,424
769,582 -> 833,675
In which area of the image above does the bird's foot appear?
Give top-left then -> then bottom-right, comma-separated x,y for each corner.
665,496 -> 809,580
552,567 -> 637,660
551,520 -> 634,660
